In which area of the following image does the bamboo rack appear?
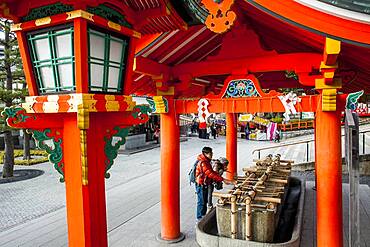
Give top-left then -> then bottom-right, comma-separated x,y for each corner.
213,154 -> 293,241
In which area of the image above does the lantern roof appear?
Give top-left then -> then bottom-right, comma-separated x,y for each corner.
1,0 -> 370,97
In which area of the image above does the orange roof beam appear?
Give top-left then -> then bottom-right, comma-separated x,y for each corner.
172,53 -> 322,78
134,56 -> 170,78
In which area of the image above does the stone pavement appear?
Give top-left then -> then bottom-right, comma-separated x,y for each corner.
0,131 -> 370,246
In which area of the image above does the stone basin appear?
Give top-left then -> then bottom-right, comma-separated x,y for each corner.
196,177 -> 305,247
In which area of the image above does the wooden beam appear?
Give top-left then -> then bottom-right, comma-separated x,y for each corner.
134,57 -> 170,77
175,95 -> 320,114
172,53 -> 322,78
324,37 -> 340,66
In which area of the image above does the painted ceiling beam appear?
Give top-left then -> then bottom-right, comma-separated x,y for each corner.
134,56 -> 170,77
172,53 -> 322,78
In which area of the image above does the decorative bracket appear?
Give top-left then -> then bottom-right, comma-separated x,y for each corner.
278,92 -> 301,122
202,0 -> 236,34
1,107 -> 36,128
104,127 -> 129,178
346,90 -> 364,110
147,96 -> 168,113
31,129 -> 64,182
129,105 -> 152,123
218,74 -> 279,99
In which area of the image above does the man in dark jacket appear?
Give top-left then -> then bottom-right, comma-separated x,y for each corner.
195,147 -> 235,221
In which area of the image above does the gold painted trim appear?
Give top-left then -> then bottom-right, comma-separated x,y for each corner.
10,23 -> 22,31
157,86 -> 175,96
315,78 -> 342,90
35,17 -> 52,26
80,130 -> 88,185
132,31 -> 141,39
66,10 -> 94,22
107,21 -> 121,31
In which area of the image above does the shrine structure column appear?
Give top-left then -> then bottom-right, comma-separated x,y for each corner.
314,37 -> 343,247
153,92 -> 185,242
315,96 -> 342,246
226,113 -> 237,180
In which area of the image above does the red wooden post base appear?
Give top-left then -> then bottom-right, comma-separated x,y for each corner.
315,106 -> 343,246
158,98 -> 185,242
226,113 -> 237,180
64,115 -> 108,247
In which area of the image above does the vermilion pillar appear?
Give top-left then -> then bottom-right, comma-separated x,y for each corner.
63,115 -> 108,247
226,113 -> 237,180
158,98 -> 185,242
315,104 -> 343,246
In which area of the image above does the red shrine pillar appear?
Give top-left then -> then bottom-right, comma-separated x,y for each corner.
63,115 -> 108,247
159,97 -> 185,242
226,113 -> 237,180
315,101 -> 343,246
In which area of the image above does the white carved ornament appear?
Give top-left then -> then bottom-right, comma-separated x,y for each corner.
278,92 -> 301,122
197,99 -> 211,123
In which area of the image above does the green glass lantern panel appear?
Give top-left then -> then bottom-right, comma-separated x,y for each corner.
88,28 -> 129,93
28,26 -> 75,94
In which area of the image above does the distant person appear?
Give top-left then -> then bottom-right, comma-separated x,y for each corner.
153,125 -> 160,144
194,147 -> 236,222
274,130 -> 280,143
244,125 -> 250,140
211,125 -> 217,139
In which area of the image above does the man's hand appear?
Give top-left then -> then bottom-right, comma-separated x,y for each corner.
224,179 -> 237,185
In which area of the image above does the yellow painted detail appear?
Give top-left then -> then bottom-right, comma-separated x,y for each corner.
157,86 -> 174,96
322,88 -> 337,111
325,37 -> 341,56
124,96 -> 136,111
156,81 -> 163,88
105,95 -> 119,111
166,6 -> 171,15
10,23 -> 22,31
320,61 -> 338,70
323,71 -> 335,79
80,130 -> 88,185
35,17 -> 51,26
77,104 -> 90,129
153,96 -> 168,113
108,21 -> 121,31
315,78 -> 342,90
66,10 -> 94,21
133,31 -> 141,39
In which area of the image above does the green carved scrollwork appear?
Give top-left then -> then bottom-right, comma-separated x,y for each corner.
346,90 -> 364,110
1,107 -> 31,125
87,4 -> 132,28
131,105 -> 152,119
21,3 -> 74,22
104,127 -> 129,178
32,129 -> 64,182
147,98 -> 156,113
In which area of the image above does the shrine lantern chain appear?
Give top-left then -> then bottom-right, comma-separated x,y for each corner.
1,4 -> 150,247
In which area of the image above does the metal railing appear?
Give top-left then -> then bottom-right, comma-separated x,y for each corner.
252,130 -> 370,163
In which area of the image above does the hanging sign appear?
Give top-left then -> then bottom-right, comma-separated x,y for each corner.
238,114 -> 270,126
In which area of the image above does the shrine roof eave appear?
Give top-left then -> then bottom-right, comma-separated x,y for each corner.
245,0 -> 370,48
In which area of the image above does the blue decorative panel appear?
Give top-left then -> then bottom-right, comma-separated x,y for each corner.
223,79 -> 260,98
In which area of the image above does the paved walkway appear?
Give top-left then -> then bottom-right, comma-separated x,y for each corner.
0,131 -> 370,246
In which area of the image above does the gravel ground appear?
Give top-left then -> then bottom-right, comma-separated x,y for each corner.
292,170 -> 370,187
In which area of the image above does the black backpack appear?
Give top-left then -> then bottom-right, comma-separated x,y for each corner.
188,160 -> 202,185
